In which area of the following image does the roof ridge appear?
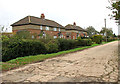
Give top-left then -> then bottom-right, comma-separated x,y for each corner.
11,15 -> 64,28
71,25 -> 74,29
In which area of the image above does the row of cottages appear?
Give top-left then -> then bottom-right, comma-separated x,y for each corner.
11,14 -> 87,39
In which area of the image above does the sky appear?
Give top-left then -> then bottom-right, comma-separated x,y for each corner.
0,0 -> 119,35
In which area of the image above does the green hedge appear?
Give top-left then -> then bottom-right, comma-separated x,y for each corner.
57,39 -> 77,51
2,36 -> 93,62
77,39 -> 92,46
92,35 -> 102,44
2,39 -> 46,62
107,38 -> 117,42
45,40 -> 59,53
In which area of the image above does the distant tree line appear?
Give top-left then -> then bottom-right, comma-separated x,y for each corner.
85,26 -> 116,38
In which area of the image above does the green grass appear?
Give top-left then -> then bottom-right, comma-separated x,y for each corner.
1,41 -> 115,71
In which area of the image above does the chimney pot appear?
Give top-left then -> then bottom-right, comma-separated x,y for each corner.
41,13 -> 45,19
73,22 -> 76,26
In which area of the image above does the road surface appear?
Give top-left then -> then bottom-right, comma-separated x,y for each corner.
1,41 -> 119,82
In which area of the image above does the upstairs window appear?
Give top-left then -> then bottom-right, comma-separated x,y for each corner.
73,36 -> 75,39
53,36 -> 57,39
46,26 -> 49,30
62,35 -> 63,38
54,28 -> 57,31
59,28 -> 60,31
40,26 -> 42,30
32,35 -> 34,39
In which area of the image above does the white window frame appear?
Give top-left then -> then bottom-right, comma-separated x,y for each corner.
62,35 -> 63,38
43,33 -> 45,36
54,28 -> 57,31
73,36 -> 75,39
46,26 -> 49,30
53,36 -> 57,39
32,35 -> 34,39
58,28 -> 60,31
40,26 -> 42,30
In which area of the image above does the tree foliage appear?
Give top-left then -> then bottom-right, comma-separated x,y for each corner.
100,27 -> 113,37
0,26 -> 5,32
16,30 -> 31,39
85,26 -> 99,37
107,1 -> 120,20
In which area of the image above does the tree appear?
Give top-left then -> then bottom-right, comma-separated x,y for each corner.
100,27 -> 113,37
107,29 -> 113,37
85,26 -> 99,37
0,26 -> 5,32
113,33 -> 117,37
107,1 -> 120,21
100,27 -> 106,36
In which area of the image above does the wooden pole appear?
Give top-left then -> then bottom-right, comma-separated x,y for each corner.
104,19 -> 107,42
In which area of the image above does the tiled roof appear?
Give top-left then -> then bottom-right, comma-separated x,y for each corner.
11,16 -> 64,28
65,24 -> 86,31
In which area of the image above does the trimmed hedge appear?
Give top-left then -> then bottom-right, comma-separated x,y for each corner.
2,39 -> 46,62
107,38 -> 117,42
2,36 -> 93,62
92,35 -> 102,44
45,40 -> 59,53
77,39 -> 92,46
57,39 -> 77,51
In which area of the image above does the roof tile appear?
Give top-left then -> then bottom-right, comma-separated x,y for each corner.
11,16 -> 64,28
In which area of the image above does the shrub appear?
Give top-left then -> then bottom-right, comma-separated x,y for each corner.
2,34 -> 60,62
68,39 -> 78,49
16,30 -> 31,39
45,40 -> 59,53
107,38 -> 116,42
57,39 -> 77,51
2,39 -> 46,62
39,35 -> 59,53
102,36 -> 118,42
92,35 -> 102,44
2,34 -> 93,62
2,36 -> 9,48
1,35 -> 9,41
77,38 -> 92,46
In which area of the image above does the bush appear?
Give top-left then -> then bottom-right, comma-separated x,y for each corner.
92,35 -> 102,44
107,38 -> 116,42
1,35 -> 9,41
2,35 -> 60,62
16,30 -> 31,39
2,39 -> 46,62
77,38 -> 92,46
39,35 -> 59,53
45,40 -> 59,53
57,39 -> 77,51
2,34 -> 94,62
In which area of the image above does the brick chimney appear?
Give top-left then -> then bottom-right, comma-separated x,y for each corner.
73,22 -> 76,26
41,13 -> 45,19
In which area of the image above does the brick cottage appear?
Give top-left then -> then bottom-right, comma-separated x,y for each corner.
11,14 -> 87,39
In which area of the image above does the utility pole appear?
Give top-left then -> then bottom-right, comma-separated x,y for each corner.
118,4 -> 120,26
118,4 -> 120,39
104,18 -> 107,42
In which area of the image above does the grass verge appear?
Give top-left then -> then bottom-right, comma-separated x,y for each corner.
1,41 -> 115,71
